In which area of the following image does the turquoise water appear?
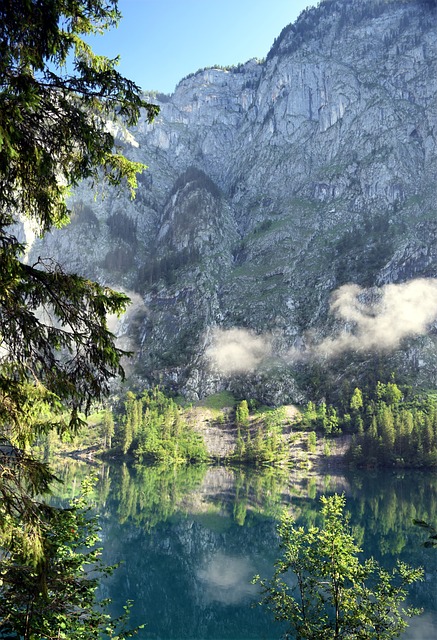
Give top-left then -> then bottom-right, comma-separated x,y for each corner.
56,462 -> 437,639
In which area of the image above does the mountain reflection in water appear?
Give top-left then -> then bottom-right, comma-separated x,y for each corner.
52,461 -> 437,640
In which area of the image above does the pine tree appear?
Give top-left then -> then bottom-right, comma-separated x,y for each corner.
302,401 -> 317,427
121,414 -> 133,455
350,387 -> 364,412
0,0 -> 158,565
0,476 -> 142,639
317,402 -> 330,434
327,406 -> 339,434
379,404 -> 396,450
102,409 -> 115,450
307,431 -> 317,453
236,400 -> 250,428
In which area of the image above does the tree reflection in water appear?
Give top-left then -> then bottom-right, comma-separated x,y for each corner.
50,460 -> 437,640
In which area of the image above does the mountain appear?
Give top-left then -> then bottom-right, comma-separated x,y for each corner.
28,0 -> 437,404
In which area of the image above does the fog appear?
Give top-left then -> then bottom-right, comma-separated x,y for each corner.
207,279 -> 437,375
205,327 -> 272,375
107,290 -> 148,357
303,278 -> 437,360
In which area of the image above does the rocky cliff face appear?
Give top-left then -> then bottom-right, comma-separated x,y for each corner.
28,0 -> 437,403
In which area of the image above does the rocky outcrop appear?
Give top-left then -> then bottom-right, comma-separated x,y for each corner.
28,0 -> 437,402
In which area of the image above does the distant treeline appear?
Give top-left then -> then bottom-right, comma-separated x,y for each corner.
300,381 -> 437,468
41,382 -> 437,470
267,0 -> 435,62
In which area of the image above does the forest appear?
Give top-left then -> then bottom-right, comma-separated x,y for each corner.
42,380 -> 437,471
1,0 -> 436,638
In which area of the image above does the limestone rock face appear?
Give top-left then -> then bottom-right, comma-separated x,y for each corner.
29,0 -> 437,402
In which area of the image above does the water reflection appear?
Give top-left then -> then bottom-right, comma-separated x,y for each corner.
50,460 -> 437,639
197,553 -> 256,605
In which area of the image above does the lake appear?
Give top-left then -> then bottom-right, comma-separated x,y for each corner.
54,461 -> 437,639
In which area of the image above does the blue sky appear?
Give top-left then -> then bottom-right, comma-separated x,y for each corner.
91,0 -> 315,94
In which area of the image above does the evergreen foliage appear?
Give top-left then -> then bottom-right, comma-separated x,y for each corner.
112,463 -> 207,530
102,409 -> 115,450
345,384 -> 437,468
300,381 -> 437,468
0,0 -> 158,538
413,519 -> 437,548
113,388 -> 208,463
307,431 -> 317,453
267,0 -> 435,62
300,400 -> 340,435
0,476 -> 142,639
0,0 -> 158,632
233,406 -> 289,465
235,400 -> 249,427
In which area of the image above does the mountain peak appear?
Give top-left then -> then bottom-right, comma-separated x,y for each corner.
29,0 -> 437,402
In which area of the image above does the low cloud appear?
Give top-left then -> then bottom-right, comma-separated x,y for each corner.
206,279 -> 437,375
206,327 -> 272,375
290,278 -> 437,361
107,291 -> 148,355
